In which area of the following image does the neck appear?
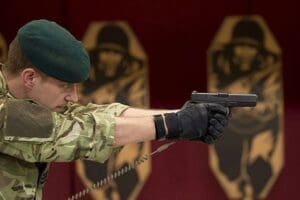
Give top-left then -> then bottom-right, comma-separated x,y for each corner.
2,70 -> 27,99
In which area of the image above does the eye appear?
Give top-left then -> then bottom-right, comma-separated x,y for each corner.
65,84 -> 71,88
59,83 -> 70,89
61,83 -> 77,93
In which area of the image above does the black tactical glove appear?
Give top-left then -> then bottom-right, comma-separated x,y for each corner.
154,103 -> 229,144
196,104 -> 229,144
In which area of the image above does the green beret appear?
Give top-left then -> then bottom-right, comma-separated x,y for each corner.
17,19 -> 90,83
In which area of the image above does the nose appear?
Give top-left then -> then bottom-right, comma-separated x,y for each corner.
65,84 -> 78,103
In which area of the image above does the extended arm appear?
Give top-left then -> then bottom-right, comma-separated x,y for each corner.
114,103 -> 229,145
114,116 -> 155,145
0,99 -> 229,163
114,107 -> 179,145
121,107 -> 179,117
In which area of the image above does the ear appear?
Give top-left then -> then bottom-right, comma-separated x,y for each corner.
21,68 -> 39,89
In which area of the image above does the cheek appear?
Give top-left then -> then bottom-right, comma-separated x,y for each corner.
32,80 -> 68,110
50,91 -> 67,103
41,86 -> 65,104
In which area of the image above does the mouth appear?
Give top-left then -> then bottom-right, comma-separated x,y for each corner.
55,105 -> 67,112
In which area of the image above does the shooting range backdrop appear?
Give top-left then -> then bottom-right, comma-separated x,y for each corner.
0,0 -> 299,199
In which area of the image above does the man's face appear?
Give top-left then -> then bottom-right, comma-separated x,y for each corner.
28,74 -> 78,112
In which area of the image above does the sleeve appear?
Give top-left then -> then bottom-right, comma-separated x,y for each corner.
0,99 -> 129,163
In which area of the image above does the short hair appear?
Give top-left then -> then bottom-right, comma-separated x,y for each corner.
4,37 -> 32,74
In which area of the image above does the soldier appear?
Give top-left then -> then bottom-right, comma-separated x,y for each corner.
81,23 -> 146,106
211,18 -> 281,197
0,19 -> 229,199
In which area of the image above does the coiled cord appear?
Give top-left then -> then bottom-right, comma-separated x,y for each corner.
68,141 -> 176,200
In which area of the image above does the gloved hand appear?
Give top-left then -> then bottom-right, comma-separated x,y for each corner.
178,103 -> 228,143
194,104 -> 229,144
154,102 -> 229,144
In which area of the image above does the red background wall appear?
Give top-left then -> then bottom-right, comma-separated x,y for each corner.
1,0 -> 299,199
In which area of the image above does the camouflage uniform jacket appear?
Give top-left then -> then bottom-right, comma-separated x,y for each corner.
0,70 -> 129,200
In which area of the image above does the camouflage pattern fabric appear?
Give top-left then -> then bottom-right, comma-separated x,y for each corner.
0,70 -> 128,199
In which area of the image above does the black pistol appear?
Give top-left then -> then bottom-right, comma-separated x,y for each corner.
190,91 -> 257,107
